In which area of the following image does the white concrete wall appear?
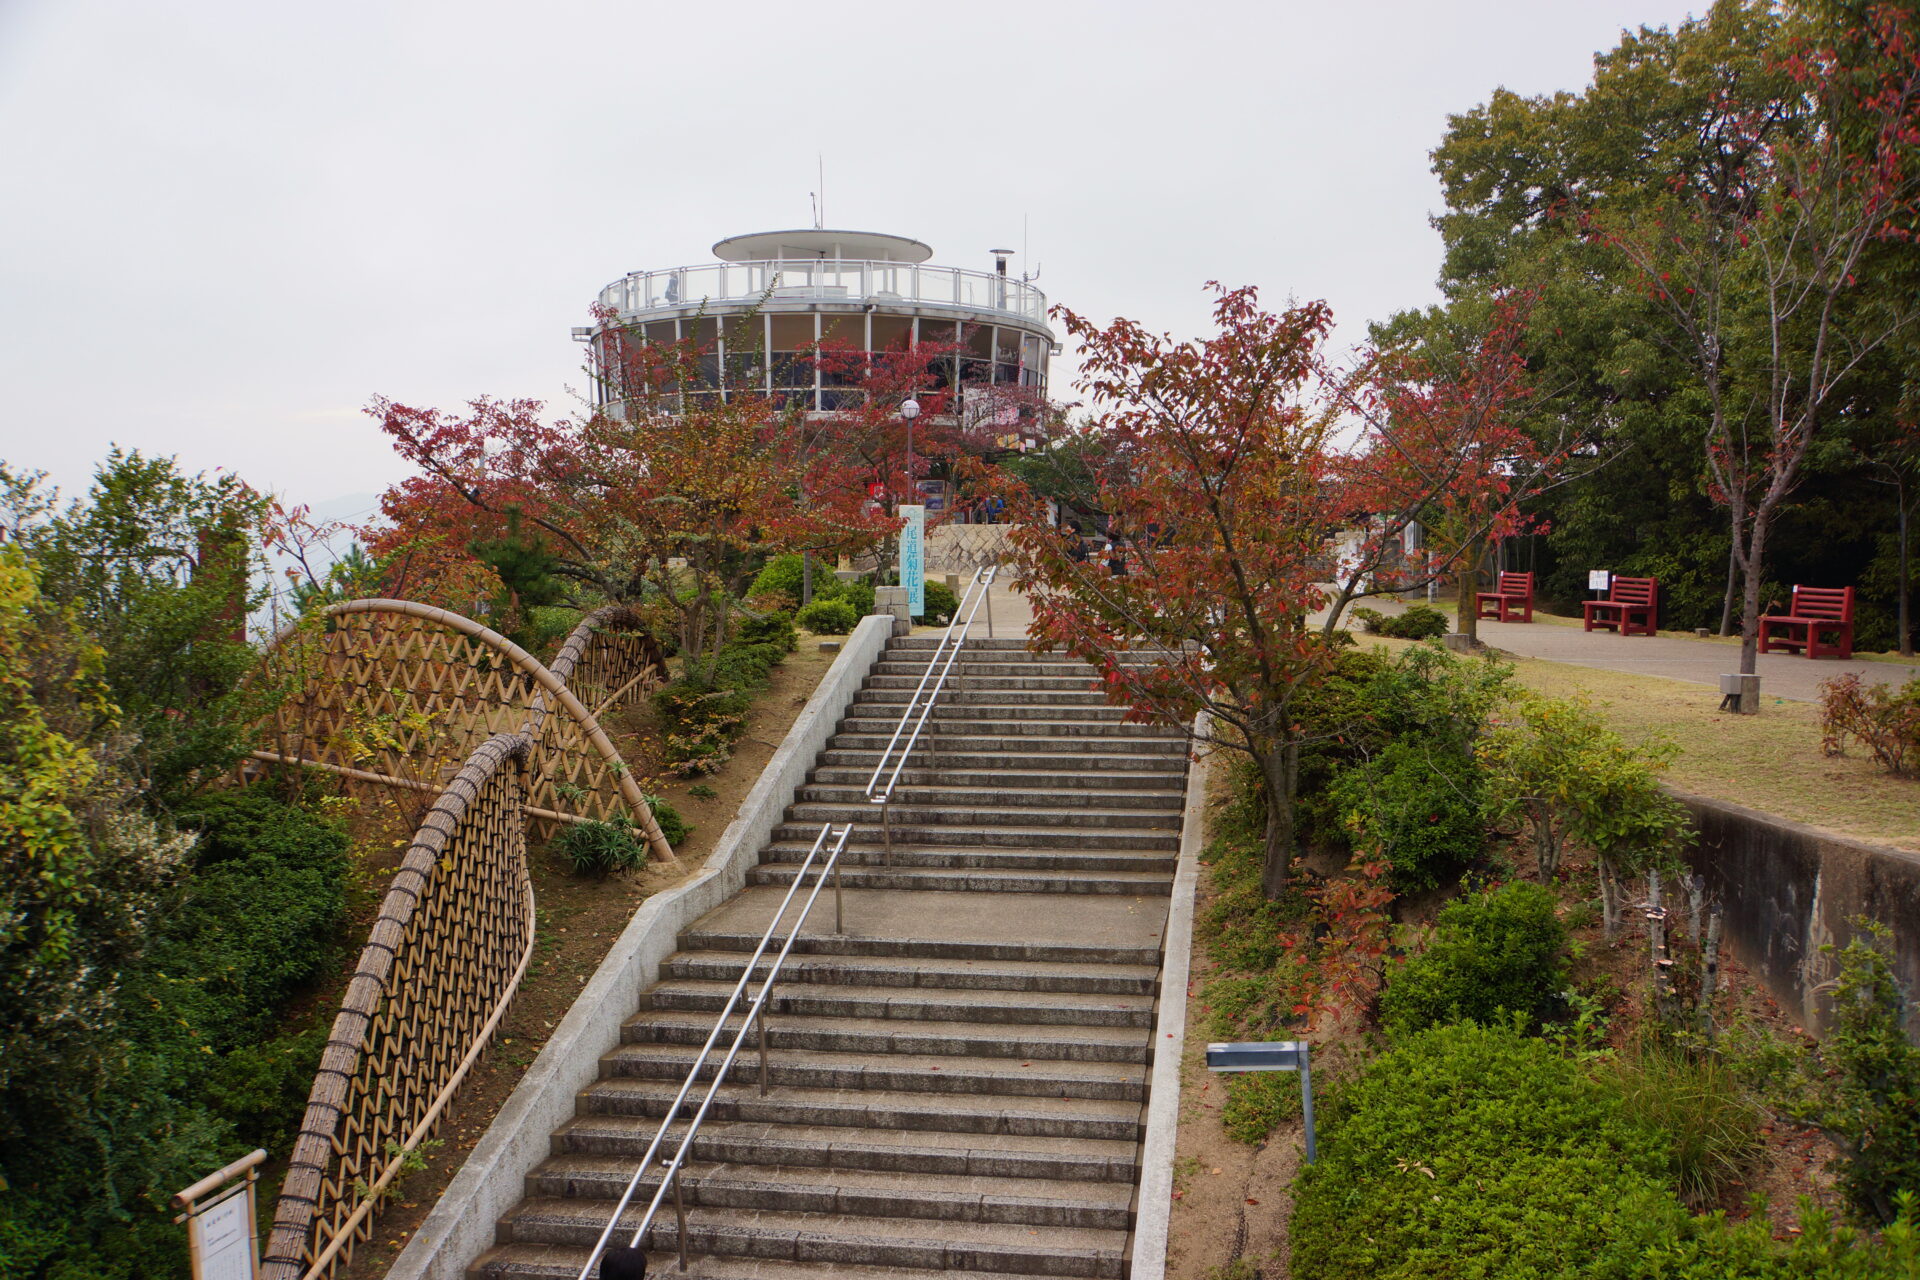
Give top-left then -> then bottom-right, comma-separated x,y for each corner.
387,614 -> 895,1280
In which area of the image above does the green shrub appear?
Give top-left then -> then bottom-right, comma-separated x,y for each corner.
796,598 -> 858,634
1351,603 -> 1451,640
1289,1022 -> 1673,1280
835,577 -> 876,617
1602,1040 -> 1762,1207
521,605 -> 583,655
1329,737 -> 1485,890
1823,923 -> 1920,1226
921,578 -> 959,625
555,816 -> 651,874
734,610 -> 798,653
748,553 -> 806,603
1620,1194 -> 1920,1276
1379,880 -> 1569,1034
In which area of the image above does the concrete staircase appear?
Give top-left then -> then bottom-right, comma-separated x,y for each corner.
471,636 -> 1187,1279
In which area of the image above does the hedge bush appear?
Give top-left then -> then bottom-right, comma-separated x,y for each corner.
1329,737 -> 1486,891
1351,603 -> 1451,639
1290,1022 -> 1673,1279
796,598 -> 858,634
1378,880 -> 1570,1034
921,578 -> 959,625
734,609 -> 798,653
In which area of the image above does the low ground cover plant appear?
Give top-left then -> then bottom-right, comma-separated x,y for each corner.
1350,603 -> 1451,640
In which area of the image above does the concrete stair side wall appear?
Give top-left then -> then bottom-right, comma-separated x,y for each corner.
387,614 -> 897,1280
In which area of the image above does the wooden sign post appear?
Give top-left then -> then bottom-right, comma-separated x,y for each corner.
174,1149 -> 266,1280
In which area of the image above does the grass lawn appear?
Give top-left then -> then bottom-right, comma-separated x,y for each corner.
1358,633 -> 1920,852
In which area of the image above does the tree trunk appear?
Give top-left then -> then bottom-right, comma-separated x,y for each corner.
1738,518 -> 1768,679
1898,482 -> 1913,658
1718,538 -> 1739,637
1455,536 -> 1484,644
1257,738 -> 1300,898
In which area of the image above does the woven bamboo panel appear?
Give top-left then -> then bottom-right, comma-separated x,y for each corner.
260,733 -> 534,1280
258,601 -> 667,829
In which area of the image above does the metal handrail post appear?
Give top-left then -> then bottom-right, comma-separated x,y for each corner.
757,994 -> 771,1096
584,824 -> 853,1278
672,1170 -> 687,1272
573,824 -> 840,1280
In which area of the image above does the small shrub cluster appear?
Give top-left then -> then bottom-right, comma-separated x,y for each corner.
1350,603 -> 1451,639
653,630 -> 791,775
1819,672 -> 1920,777
796,597 -> 858,634
555,808 -> 680,875
1330,738 -> 1485,891
733,609 -> 798,653
1379,880 -> 1570,1034
751,554 -> 876,621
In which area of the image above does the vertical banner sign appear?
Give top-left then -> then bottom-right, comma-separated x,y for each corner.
901,505 -> 926,617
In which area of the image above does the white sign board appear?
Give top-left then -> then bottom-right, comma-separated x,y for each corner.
900,505 -> 926,617
190,1189 -> 256,1280
1588,570 -> 1612,592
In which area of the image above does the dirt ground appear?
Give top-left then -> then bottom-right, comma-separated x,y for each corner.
331,639 -> 839,1278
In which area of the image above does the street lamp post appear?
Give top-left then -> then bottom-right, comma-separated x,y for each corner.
899,398 -> 921,589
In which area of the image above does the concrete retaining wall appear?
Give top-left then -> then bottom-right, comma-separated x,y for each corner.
1677,789 -> 1920,1038
387,613 -> 895,1280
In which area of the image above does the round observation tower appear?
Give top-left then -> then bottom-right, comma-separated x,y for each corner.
578,228 -> 1054,417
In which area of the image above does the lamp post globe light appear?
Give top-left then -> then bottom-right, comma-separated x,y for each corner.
578,230 -> 1055,457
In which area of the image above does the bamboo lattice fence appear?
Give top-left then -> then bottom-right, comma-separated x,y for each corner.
256,599 -> 671,847
253,600 -> 676,1278
259,732 -> 534,1279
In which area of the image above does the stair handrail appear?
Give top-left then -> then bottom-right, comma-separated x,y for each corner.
574,820 -> 853,1278
863,564 -> 998,834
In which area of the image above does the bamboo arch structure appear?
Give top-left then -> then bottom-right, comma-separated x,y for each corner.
256,598 -> 674,856
254,600 -> 677,1278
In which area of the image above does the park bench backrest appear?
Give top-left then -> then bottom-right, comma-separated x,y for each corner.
1609,577 -> 1657,607
1495,572 -> 1533,595
1788,585 -> 1853,621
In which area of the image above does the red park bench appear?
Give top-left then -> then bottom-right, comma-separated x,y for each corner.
1759,585 -> 1855,659
1584,576 -> 1659,636
1474,571 -> 1535,623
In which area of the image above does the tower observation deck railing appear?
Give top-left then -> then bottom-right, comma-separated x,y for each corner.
598,259 -> 1048,326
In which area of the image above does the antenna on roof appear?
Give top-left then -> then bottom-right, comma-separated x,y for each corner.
816,154 -> 826,227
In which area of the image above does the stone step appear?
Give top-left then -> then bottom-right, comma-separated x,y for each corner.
757,842 -> 1177,876
873,661 -> 1105,678
521,1157 -> 1134,1230
798,783 -> 1185,812
822,742 -> 1187,766
620,1010 -> 1152,1062
551,1115 -> 1140,1183
637,979 -> 1156,1029
784,802 -> 1182,832
578,1079 -> 1145,1142
473,1246 -> 1053,1280
860,687 -> 1111,706
836,715 -> 1183,738
488,1201 -> 1128,1276
810,767 -> 1183,792
771,820 -> 1179,852
865,674 -> 1102,692
660,950 -> 1161,997
849,698 -> 1129,719
675,927 -> 1162,968
747,863 -> 1173,897
599,1043 -> 1148,1102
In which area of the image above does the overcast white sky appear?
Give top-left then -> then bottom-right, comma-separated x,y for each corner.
0,0 -> 1703,516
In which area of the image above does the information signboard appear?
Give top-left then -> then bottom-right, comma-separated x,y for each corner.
192,1190 -> 256,1280
900,505 -> 926,617
1588,569 -> 1612,592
